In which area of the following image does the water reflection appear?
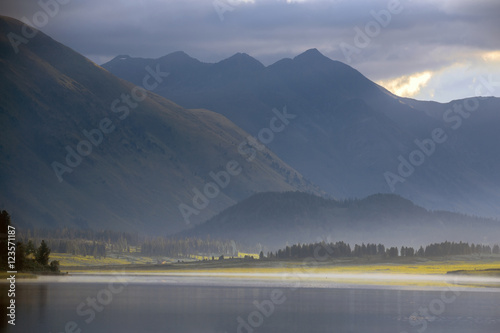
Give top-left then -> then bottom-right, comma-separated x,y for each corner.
0,283 -> 8,330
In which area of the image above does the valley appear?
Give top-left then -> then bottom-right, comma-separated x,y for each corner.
1,2 -> 500,332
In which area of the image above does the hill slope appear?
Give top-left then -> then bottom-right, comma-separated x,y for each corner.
181,192 -> 500,251
104,49 -> 500,218
0,16 -> 318,234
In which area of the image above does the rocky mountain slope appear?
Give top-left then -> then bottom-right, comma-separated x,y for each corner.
0,16 -> 317,234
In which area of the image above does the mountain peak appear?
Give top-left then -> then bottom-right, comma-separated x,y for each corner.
230,52 -> 255,59
215,52 -> 265,71
168,50 -> 189,57
162,50 -> 196,61
112,55 -> 131,61
159,50 -> 202,66
293,48 -> 330,62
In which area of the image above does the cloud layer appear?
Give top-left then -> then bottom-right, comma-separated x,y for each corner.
1,0 -> 499,102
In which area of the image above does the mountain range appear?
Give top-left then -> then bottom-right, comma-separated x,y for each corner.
0,16 -> 317,234
1,15 -> 499,243
103,49 -> 500,219
180,192 -> 500,251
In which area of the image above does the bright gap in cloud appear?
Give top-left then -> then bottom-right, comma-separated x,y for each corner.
482,51 -> 500,62
377,71 -> 433,98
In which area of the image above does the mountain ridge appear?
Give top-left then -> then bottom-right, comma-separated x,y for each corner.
181,191 -> 500,251
0,16 -> 319,234
103,48 -> 500,219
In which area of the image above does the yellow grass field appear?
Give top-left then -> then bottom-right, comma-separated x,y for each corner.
138,260 -> 500,280
6,252 -> 499,288
50,252 -> 500,287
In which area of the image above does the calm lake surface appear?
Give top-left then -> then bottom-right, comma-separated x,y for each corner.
2,274 -> 499,333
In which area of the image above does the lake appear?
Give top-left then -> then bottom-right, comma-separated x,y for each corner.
2,274 -> 500,333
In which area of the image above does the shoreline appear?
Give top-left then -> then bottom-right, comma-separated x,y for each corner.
8,256 -> 500,288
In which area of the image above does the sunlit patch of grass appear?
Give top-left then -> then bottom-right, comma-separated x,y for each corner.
190,255 -> 214,261
237,252 -> 260,259
117,261 -> 499,276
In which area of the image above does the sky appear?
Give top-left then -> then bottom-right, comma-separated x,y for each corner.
1,0 -> 499,103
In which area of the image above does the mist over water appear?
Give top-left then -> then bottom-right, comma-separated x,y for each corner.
5,274 -> 500,333
20,273 -> 500,290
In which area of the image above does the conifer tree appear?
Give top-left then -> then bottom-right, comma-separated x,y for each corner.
36,240 -> 51,266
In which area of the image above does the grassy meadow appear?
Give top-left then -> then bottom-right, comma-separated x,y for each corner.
45,252 -> 500,287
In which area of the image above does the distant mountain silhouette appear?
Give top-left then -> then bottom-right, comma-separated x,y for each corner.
103,49 -> 500,218
180,192 -> 500,250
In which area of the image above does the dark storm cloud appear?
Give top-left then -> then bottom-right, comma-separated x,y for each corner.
1,0 -> 498,61
1,0 -> 499,101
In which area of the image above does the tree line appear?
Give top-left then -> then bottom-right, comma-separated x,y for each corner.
20,228 -> 139,244
141,237 -> 235,257
18,228 -> 140,257
6,208 -> 499,261
266,240 -> 500,260
17,225 -> 237,258
0,210 -> 59,272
